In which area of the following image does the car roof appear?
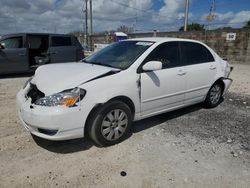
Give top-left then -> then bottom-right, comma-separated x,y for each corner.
126,37 -> 202,43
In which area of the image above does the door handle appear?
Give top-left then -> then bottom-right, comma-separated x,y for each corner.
209,65 -> 216,70
19,53 -> 26,56
177,70 -> 186,76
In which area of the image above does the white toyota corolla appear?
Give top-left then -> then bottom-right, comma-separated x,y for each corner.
17,38 -> 233,146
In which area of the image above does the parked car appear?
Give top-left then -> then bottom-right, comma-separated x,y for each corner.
0,33 -> 84,75
17,38 -> 233,146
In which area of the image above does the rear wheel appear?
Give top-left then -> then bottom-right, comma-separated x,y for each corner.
88,101 -> 132,146
204,82 -> 223,108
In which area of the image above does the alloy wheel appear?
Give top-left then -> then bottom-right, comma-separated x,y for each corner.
101,109 -> 128,141
210,84 -> 222,105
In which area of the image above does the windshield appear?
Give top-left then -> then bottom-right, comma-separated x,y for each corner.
83,41 -> 154,70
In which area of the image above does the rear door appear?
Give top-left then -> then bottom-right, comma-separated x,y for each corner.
180,41 -> 217,104
140,42 -> 187,116
48,35 -> 76,63
0,35 -> 29,74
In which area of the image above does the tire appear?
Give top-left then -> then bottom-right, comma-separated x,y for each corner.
88,100 -> 132,146
204,82 -> 223,108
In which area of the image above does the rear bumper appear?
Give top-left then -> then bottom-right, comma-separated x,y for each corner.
16,89 -> 90,141
222,78 -> 233,96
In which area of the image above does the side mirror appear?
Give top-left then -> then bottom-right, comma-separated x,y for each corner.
142,61 -> 162,72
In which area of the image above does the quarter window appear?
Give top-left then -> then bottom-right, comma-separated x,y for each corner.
181,42 -> 214,65
0,37 -> 23,49
51,37 -> 72,47
144,42 -> 180,69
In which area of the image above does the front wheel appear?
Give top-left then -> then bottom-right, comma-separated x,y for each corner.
88,101 -> 132,146
204,82 -> 223,108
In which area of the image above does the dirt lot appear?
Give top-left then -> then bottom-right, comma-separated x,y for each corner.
0,64 -> 249,188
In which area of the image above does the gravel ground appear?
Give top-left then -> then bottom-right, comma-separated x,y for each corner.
0,64 -> 249,188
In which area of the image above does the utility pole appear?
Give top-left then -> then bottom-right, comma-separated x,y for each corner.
84,0 -> 88,48
89,0 -> 93,50
84,0 -> 93,50
184,0 -> 190,32
89,0 -> 93,36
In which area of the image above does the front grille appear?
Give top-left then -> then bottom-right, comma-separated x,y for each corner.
26,84 -> 45,103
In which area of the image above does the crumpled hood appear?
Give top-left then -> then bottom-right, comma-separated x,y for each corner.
31,62 -> 119,96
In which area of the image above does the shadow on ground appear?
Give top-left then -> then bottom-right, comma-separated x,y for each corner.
32,135 -> 94,154
0,72 -> 34,79
132,104 -> 202,133
33,103 -> 203,154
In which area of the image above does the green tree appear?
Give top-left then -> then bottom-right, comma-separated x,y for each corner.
179,23 -> 205,31
117,25 -> 134,34
243,20 -> 250,29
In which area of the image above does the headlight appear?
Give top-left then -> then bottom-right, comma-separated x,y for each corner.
34,88 -> 86,107
23,77 -> 33,89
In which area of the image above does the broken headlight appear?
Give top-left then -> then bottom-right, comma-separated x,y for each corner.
34,88 -> 86,107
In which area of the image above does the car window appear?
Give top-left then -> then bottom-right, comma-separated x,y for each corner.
84,41 -> 154,70
144,42 -> 180,69
51,36 -> 72,47
27,36 -> 42,49
0,37 -> 23,49
181,42 -> 214,65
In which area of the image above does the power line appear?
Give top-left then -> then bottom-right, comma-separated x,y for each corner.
109,0 -> 177,19
90,0 -> 248,32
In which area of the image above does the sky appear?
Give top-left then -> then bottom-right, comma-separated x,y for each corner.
0,0 -> 250,35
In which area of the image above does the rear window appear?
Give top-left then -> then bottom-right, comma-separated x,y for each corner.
51,36 -> 72,47
181,42 -> 214,65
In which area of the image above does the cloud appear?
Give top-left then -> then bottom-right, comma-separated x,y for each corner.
152,0 -> 184,23
200,10 -> 250,28
229,11 -> 250,24
0,0 -> 154,34
215,12 -> 234,21
0,0 -> 249,35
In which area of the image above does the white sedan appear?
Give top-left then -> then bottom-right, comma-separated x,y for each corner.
17,37 -> 233,146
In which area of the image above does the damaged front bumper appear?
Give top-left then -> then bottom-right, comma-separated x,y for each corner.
16,89 -> 87,141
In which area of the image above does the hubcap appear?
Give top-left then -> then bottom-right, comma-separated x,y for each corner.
101,109 -> 128,141
210,85 -> 222,104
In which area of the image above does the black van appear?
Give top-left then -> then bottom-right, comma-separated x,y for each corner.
0,33 -> 85,75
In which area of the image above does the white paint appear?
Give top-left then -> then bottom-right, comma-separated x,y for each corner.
142,61 -> 162,71
16,37 -> 233,141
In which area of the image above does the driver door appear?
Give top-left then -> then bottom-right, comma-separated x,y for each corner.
140,42 -> 186,116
